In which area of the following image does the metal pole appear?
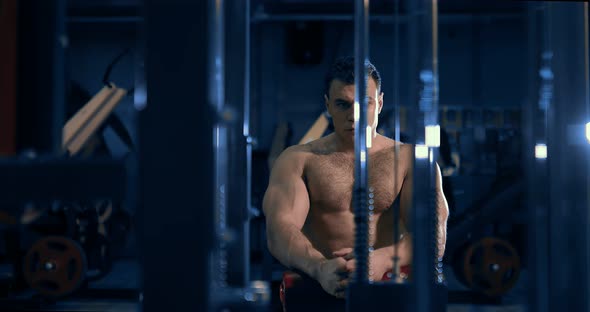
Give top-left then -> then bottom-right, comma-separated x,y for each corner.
141,1 -> 213,310
408,0 -> 439,311
585,5 -> 590,311
431,0 -> 443,286
352,0 -> 370,286
209,0 -> 229,291
250,13 -> 521,24
225,0 -> 251,287
244,0 -> 253,251
391,0 -> 402,282
208,2 -> 269,310
546,2 -> 590,311
525,4 -> 550,312
52,0 -> 67,154
243,0 -> 253,287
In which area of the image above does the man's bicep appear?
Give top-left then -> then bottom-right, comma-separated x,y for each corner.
434,163 -> 449,225
263,181 -> 310,229
262,151 -> 310,230
399,161 -> 450,228
434,163 -> 449,258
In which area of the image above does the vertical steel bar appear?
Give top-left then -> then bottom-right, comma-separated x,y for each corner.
52,0 -> 67,154
352,0 -> 370,285
584,5 -> 590,311
526,4 -> 550,312
243,0 -> 252,287
546,3 -> 589,311
409,0 -> 438,311
225,0 -> 250,287
391,0 -> 402,281
141,1 -> 212,310
209,0 -> 229,288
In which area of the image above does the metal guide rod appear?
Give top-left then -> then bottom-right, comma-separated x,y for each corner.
52,0 -> 67,154
243,0 -> 253,287
391,0 -> 402,281
410,1 -> 439,311
224,0 -> 250,287
526,4 -> 550,312
545,3 -> 590,310
585,2 -> 590,119
245,0 -> 254,234
209,0 -> 229,288
142,1 -> 213,310
352,0 -> 370,284
432,0 -> 443,284
209,0 -> 225,114
585,5 -> 590,311
244,0 -> 251,139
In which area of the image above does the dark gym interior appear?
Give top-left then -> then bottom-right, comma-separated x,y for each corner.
0,0 -> 589,311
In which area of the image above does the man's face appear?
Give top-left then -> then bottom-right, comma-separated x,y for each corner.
324,78 -> 383,142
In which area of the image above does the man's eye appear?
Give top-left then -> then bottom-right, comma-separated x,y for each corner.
337,101 -> 351,109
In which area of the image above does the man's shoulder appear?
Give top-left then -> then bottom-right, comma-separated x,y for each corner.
269,145 -> 310,177
277,134 -> 336,164
375,137 -> 414,175
281,143 -> 312,157
377,135 -> 413,155
295,135 -> 335,156
274,144 -> 313,169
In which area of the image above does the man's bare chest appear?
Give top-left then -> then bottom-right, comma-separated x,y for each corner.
303,152 -> 405,213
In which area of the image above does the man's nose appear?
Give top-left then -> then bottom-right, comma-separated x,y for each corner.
346,107 -> 355,122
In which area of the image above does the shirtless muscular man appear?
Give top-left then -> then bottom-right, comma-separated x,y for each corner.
263,56 -> 449,299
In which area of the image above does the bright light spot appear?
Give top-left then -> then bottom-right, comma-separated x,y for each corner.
586,122 -> 590,143
535,144 -> 547,159
539,67 -> 553,80
415,145 -> 428,159
366,126 -> 372,148
360,150 -> 366,162
134,86 -> 147,111
425,125 -> 440,147
429,148 -> 433,162
420,70 -> 434,82
354,102 -> 360,122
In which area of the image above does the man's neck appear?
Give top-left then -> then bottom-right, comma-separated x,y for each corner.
332,132 -> 380,154
333,137 -> 354,153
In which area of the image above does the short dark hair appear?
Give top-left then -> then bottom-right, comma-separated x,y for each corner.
324,56 -> 382,98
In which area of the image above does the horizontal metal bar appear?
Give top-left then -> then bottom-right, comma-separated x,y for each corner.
67,10 -> 522,25
66,12 -> 521,24
251,13 -> 522,23
67,16 -> 143,23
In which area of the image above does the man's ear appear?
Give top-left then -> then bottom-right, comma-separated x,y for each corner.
378,92 -> 384,114
324,94 -> 330,110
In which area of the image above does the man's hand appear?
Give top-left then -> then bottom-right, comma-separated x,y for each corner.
316,257 -> 349,298
333,247 -> 393,281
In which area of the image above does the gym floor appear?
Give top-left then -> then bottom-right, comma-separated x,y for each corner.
0,261 -> 528,311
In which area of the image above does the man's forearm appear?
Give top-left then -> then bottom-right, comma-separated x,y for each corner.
374,234 -> 413,271
435,163 -> 449,259
437,223 -> 446,259
267,223 -> 326,279
375,226 -> 446,272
